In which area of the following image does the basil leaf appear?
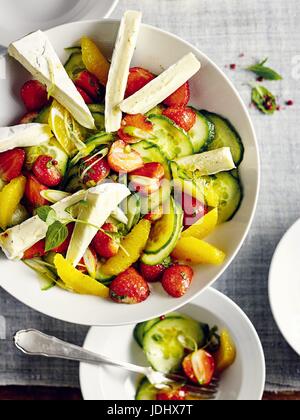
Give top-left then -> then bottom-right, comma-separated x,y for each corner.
252,85 -> 277,115
37,206 -> 56,224
247,58 -> 283,81
45,221 -> 69,252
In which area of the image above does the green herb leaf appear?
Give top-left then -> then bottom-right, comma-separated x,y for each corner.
252,85 -> 277,115
247,58 -> 283,81
37,206 -> 57,225
45,221 -> 69,252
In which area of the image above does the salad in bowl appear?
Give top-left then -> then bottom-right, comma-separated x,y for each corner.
0,11 -> 244,308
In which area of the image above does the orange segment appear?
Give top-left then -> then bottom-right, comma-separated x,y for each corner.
54,254 -> 109,298
182,208 -> 218,240
172,236 -> 226,265
102,219 -> 151,276
81,37 -> 110,86
0,176 -> 26,230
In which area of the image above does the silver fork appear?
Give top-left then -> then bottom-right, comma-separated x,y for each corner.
14,329 -> 218,399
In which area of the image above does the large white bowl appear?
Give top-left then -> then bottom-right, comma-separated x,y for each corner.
0,20 -> 260,326
80,288 -> 266,401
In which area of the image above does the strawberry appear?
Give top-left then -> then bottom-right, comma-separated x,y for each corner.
130,162 -> 165,180
33,155 -> 63,187
156,386 -> 187,401
162,265 -> 194,298
140,258 -> 172,283
181,193 -> 208,228
19,111 -> 39,124
144,205 -> 164,223
25,174 -> 49,208
163,82 -> 190,108
52,224 -> 75,254
130,175 -> 160,196
183,350 -> 215,386
0,149 -> 26,182
92,223 -> 120,259
20,80 -> 49,112
108,140 -> 144,173
76,86 -> 94,104
125,67 -> 155,98
74,70 -> 105,102
118,114 -> 153,144
163,107 -> 196,132
80,155 -> 110,187
110,267 -> 150,304
23,240 -> 46,260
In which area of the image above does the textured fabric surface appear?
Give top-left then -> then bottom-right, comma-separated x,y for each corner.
1,0 -> 300,392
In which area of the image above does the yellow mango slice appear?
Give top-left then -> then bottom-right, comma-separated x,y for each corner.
54,254 -> 109,298
172,236 -> 226,265
81,37 -> 110,86
182,208 -> 218,240
0,175 -> 26,230
102,219 -> 151,276
215,330 -> 237,372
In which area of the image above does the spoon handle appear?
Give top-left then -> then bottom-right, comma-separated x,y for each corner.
14,329 -> 147,375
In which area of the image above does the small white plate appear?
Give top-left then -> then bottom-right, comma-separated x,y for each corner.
0,0 -> 119,46
269,219 -> 300,356
80,288 -> 265,401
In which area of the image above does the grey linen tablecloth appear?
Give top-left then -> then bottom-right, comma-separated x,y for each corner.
1,0 -> 300,392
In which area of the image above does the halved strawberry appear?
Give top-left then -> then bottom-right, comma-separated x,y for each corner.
92,223 -> 120,259
163,107 -> 196,132
74,70 -> 105,102
118,114 -> 153,144
108,140 -> 144,173
163,82 -> 190,107
20,80 -> 49,112
130,162 -> 165,180
110,267 -> 150,304
76,87 -> 94,104
156,386 -> 187,401
144,205 -> 164,223
125,67 -> 155,98
80,155 -> 110,188
19,112 -> 39,124
33,155 -> 63,187
181,192 -> 208,228
130,175 -> 160,196
183,350 -> 215,386
25,174 -> 49,208
23,240 -> 46,260
161,264 -> 194,298
140,258 -> 171,283
0,149 -> 26,182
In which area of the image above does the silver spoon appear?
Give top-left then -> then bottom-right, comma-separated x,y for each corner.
14,329 -> 218,399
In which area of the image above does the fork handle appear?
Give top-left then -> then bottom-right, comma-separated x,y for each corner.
14,329 -> 147,375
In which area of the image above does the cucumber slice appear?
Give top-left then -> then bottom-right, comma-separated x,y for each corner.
145,104 -> 165,117
208,172 -> 243,223
126,194 -> 141,231
147,115 -> 193,160
131,141 -> 171,179
140,182 -> 171,215
92,112 -> 105,131
143,317 -> 206,373
64,52 -> 85,80
34,106 -> 50,124
202,111 -> 244,166
70,133 -> 114,166
188,110 -> 215,153
136,378 -> 157,401
25,138 -> 69,176
141,198 -> 183,265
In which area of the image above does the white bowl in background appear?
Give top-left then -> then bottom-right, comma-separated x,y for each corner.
269,219 -> 300,356
0,0 -> 119,46
0,19 -> 260,326
80,288 -> 266,401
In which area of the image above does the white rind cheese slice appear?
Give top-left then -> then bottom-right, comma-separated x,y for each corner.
0,184 -> 129,260
174,147 -> 236,176
8,31 -> 95,130
105,10 -> 142,133
66,183 -> 130,266
120,53 -> 201,115
0,124 -> 52,153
